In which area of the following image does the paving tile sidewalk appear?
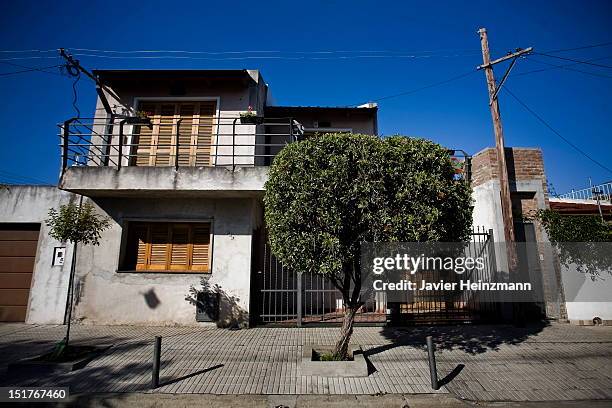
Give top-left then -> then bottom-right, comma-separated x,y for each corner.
0,322 -> 610,402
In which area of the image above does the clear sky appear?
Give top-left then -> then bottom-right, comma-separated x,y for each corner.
1,0 -> 610,194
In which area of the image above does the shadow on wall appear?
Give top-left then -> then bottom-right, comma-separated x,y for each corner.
141,289 -> 161,309
185,278 -> 248,329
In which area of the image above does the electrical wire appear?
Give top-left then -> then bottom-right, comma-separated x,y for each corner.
66,53 -> 480,61
533,52 -> 612,69
0,61 -> 65,77
352,69 -> 478,106
542,41 -> 612,54
66,47 -> 483,55
0,56 -> 59,61
70,71 -> 81,118
514,56 -> 612,78
0,64 -> 62,77
503,87 -> 612,175
524,57 -> 612,79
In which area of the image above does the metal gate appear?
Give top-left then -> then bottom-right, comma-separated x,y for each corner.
253,227 -> 499,326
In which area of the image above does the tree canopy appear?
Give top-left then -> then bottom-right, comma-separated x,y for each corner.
46,202 -> 111,245
264,133 -> 473,284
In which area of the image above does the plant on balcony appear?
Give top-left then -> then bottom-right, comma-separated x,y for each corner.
239,105 -> 263,124
264,133 -> 472,360
45,201 -> 111,359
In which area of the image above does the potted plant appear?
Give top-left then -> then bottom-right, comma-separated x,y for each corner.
240,105 -> 264,124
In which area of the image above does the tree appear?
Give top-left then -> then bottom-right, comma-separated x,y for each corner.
46,200 -> 111,354
264,133 -> 472,358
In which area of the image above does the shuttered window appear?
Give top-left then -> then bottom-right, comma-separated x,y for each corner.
133,101 -> 216,167
124,222 -> 211,272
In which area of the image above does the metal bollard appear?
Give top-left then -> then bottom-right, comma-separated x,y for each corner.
426,336 -> 439,390
152,336 -> 162,389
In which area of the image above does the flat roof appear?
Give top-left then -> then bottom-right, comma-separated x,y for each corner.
266,105 -> 377,114
93,69 -> 257,84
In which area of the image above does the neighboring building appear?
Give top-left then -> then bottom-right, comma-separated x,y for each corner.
0,68 -> 573,326
548,182 -> 612,325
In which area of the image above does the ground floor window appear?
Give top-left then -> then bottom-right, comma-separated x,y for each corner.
122,222 -> 211,272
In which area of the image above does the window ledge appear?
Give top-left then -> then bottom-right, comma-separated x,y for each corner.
117,269 -> 211,275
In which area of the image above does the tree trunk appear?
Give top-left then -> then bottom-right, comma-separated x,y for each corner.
64,241 -> 78,348
334,305 -> 359,360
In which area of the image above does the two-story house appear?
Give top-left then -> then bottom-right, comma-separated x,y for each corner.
53,69 -> 378,327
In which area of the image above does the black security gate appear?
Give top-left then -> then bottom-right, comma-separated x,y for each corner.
252,227 -> 499,326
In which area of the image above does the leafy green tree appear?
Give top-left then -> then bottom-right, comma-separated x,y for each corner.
46,201 -> 111,354
264,133 -> 472,358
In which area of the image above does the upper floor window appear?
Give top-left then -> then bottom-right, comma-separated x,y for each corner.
133,101 -> 217,167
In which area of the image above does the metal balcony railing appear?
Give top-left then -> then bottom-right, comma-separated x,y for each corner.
558,182 -> 612,202
58,116 -> 304,173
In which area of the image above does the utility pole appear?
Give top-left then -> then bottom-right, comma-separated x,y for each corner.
477,28 -> 532,271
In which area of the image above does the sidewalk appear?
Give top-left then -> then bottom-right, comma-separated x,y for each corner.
54,393 -> 612,408
0,322 -> 610,402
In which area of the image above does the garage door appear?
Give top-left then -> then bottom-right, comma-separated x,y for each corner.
0,224 -> 40,322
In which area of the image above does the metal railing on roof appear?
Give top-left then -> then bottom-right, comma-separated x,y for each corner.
557,182 -> 612,202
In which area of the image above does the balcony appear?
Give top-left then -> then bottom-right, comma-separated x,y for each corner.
58,115 -> 303,197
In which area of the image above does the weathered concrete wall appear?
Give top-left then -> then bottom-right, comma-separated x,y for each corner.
0,186 -> 78,324
60,166 -> 269,197
72,196 -> 258,326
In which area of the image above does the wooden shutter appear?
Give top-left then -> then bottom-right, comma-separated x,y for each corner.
134,103 -> 156,166
169,224 -> 190,270
177,104 -> 195,166
133,101 -> 216,167
133,224 -> 149,270
191,224 -> 211,271
194,101 -> 216,166
154,104 -> 177,166
125,222 -> 211,272
149,224 -> 170,270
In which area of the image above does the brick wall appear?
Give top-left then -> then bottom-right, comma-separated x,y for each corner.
472,147 -> 546,186
472,147 -> 549,208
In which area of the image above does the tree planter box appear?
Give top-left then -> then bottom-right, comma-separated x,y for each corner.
300,345 -> 368,377
8,345 -> 111,377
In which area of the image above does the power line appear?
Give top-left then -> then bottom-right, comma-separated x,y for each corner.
0,49 -> 57,53
542,41 -> 612,54
533,52 -> 612,69
523,57 -> 612,79
0,61 -> 64,77
66,52 -> 481,61
514,56 -> 612,78
0,56 -> 59,61
67,47 -> 482,55
353,69 -> 478,105
0,64 -> 62,77
503,87 -> 612,175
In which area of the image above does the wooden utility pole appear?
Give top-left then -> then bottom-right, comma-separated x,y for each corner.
477,28 -> 532,270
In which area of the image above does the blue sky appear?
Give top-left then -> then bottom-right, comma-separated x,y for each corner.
0,0 -> 610,194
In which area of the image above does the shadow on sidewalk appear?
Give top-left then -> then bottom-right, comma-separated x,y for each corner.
160,364 -> 224,387
366,321 -> 549,357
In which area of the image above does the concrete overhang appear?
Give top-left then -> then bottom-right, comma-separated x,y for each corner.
59,166 -> 268,198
